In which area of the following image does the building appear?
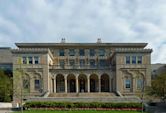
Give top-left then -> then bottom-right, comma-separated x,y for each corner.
10,40 -> 153,103
151,64 -> 166,79
0,47 -> 12,75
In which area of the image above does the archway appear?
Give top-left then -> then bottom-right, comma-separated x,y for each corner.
90,74 -> 98,92
101,74 -> 109,92
67,74 -> 76,92
56,74 -> 65,93
78,74 -> 87,92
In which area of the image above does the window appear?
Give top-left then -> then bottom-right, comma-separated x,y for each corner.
28,56 -> 33,64
125,79 -> 131,89
59,60 -> 65,68
90,59 -> 95,67
90,49 -> 95,56
69,59 -> 75,66
99,59 -> 106,67
59,49 -> 65,56
79,49 -> 85,56
80,59 -> 85,67
132,56 -> 136,64
34,56 -> 39,64
137,79 -> 143,89
23,79 -> 29,89
22,56 -> 27,64
137,56 -> 142,64
99,49 -> 105,56
34,80 -> 40,90
69,49 -> 75,56
126,56 -> 130,64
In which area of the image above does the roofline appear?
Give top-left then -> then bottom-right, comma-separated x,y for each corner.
15,43 -> 148,48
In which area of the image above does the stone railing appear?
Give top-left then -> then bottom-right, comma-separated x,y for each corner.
50,65 -> 111,70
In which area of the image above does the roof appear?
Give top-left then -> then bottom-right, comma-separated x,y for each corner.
15,43 -> 148,48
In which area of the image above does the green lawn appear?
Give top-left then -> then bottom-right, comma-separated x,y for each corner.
14,110 -> 145,113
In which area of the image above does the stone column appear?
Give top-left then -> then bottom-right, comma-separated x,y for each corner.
87,75 -> 90,93
98,76 -> 101,92
54,77 -> 56,93
65,75 -> 67,93
76,75 -> 79,93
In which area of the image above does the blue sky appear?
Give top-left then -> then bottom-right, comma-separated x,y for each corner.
0,0 -> 166,63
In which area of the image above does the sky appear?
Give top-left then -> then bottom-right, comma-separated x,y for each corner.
0,0 -> 166,63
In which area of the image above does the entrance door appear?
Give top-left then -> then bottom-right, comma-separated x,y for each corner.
70,79 -> 76,92
90,79 -> 96,92
80,79 -> 85,92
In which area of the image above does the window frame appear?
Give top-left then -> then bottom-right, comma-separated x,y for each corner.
69,49 -> 75,56
126,56 -> 130,64
59,49 -> 65,56
34,79 -> 40,90
132,56 -> 136,64
125,79 -> 131,89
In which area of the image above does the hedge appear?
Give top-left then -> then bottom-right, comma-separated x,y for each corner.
24,102 -> 142,109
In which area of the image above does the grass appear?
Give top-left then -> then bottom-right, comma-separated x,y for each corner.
13,110 -> 146,113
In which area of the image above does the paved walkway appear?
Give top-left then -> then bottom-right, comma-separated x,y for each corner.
0,110 -> 13,113
146,102 -> 166,113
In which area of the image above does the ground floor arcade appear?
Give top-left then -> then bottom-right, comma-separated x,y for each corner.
50,73 -> 114,93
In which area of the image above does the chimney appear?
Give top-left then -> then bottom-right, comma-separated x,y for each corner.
97,38 -> 102,43
61,38 -> 66,43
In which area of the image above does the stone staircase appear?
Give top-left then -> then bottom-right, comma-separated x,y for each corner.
48,92 -> 116,98
27,92 -> 141,103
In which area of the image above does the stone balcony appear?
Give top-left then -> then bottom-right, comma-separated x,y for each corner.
49,65 -> 111,70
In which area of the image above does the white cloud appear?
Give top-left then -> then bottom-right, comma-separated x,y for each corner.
0,0 -> 166,63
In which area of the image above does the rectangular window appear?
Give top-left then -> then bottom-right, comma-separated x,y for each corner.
59,60 -> 65,68
69,49 -> 75,56
90,49 -> 95,56
34,80 -> 40,90
132,56 -> 136,64
126,56 -> 130,64
137,79 -> 143,89
137,56 -> 142,64
69,59 -> 75,66
59,49 -> 65,56
90,59 -> 95,68
99,49 -> 105,56
79,49 -> 85,56
28,56 -> 33,64
99,59 -> 106,67
80,59 -> 85,67
34,56 -> 39,64
22,56 -> 27,64
125,79 -> 131,89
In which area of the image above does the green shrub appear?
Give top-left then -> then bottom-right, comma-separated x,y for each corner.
24,101 -> 142,109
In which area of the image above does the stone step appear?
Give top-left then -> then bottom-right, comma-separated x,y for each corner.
48,92 -> 116,97
28,96 -> 141,103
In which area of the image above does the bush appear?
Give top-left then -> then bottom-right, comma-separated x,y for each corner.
24,101 -> 142,109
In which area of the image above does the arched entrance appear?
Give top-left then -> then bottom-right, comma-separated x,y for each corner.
56,74 -> 65,93
90,74 -> 98,92
67,74 -> 76,92
78,74 -> 87,92
101,74 -> 109,92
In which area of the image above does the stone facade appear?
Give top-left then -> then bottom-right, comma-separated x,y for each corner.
0,42 -> 153,103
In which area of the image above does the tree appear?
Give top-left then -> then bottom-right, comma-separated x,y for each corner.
0,69 -> 13,102
147,72 -> 166,102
